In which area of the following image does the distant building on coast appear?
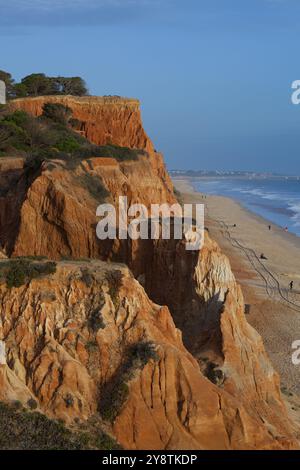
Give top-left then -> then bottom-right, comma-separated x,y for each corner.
0,80 -> 6,104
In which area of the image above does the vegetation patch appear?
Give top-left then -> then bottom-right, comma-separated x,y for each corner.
42,103 -> 73,126
88,308 -> 106,332
85,340 -> 99,353
128,341 -> 160,368
76,173 -> 110,202
79,267 -> 94,287
106,270 -> 123,309
0,259 -> 56,288
95,432 -> 122,451
27,399 -> 38,410
99,341 -> 159,423
0,402 -> 120,450
0,104 -> 144,171
203,361 -> 225,387
100,382 -> 130,424
91,144 -> 145,162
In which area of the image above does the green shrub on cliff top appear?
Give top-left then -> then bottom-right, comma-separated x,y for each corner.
0,259 -> 57,288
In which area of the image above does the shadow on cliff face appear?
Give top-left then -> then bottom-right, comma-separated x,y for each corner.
0,163 -> 42,257
109,220 -> 226,367
144,242 -> 225,363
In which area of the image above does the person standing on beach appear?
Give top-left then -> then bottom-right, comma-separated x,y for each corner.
290,281 -> 294,291
268,225 -> 271,231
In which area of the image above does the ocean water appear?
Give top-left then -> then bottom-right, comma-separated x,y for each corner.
192,178 -> 300,237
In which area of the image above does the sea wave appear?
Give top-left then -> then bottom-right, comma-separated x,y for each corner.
235,187 -> 289,201
193,178 -> 300,236
289,202 -> 300,226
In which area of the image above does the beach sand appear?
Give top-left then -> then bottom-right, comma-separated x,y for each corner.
173,177 -> 300,425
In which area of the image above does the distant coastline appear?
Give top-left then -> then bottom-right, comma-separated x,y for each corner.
170,170 -> 300,180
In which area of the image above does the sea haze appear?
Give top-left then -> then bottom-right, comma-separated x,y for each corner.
192,177 -> 300,237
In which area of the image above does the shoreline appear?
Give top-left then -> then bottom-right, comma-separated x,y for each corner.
173,177 -> 300,403
174,177 -> 300,249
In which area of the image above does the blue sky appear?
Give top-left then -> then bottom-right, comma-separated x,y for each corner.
1,0 -> 300,174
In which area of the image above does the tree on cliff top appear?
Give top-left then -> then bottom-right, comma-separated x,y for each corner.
0,70 -> 89,99
21,73 -> 55,97
53,77 -> 88,96
20,74 -> 88,97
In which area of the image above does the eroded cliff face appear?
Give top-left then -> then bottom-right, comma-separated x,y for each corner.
0,155 -> 176,259
0,96 -> 298,449
0,261 -> 296,449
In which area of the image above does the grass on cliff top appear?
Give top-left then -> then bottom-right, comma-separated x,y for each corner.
0,402 -> 120,450
0,258 -> 57,288
0,104 -> 145,168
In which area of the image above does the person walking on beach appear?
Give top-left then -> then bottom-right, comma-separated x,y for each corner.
290,281 -> 294,291
268,225 -> 271,231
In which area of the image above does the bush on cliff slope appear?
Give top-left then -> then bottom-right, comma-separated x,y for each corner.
42,102 -> 73,126
99,340 -> 159,423
91,144 -> 143,161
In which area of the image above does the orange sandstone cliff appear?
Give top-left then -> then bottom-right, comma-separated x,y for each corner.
0,96 -> 297,449
9,96 -> 154,152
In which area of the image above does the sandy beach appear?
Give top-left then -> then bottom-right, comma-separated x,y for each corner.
173,177 -> 300,421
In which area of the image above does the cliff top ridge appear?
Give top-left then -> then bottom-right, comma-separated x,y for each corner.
10,95 -> 140,106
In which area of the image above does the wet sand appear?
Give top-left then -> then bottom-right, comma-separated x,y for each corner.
173,178 -> 300,403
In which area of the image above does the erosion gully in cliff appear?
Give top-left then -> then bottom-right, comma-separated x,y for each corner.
0,95 -> 298,450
